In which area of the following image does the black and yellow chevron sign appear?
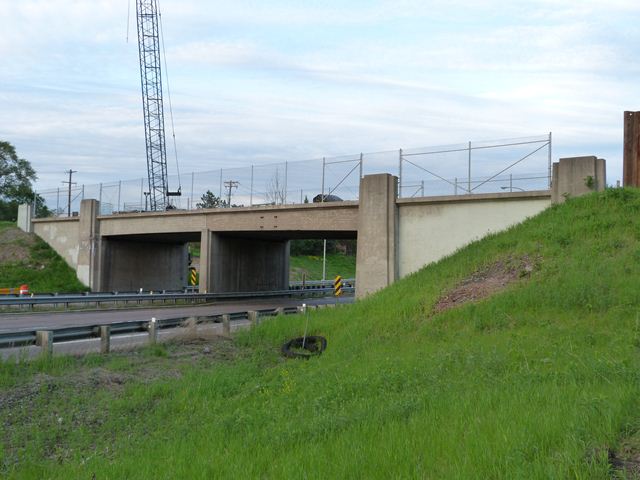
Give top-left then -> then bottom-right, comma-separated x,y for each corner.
334,275 -> 343,297
189,267 -> 197,286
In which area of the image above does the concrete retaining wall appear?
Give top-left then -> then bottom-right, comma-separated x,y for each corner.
32,218 -> 80,269
397,193 -> 551,277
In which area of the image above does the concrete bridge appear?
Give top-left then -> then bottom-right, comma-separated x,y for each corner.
20,156 -> 605,298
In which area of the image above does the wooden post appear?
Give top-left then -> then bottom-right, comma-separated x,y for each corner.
624,111 -> 640,187
148,318 -> 158,345
222,314 -> 231,336
99,326 -> 110,354
248,310 -> 259,327
36,330 -> 53,356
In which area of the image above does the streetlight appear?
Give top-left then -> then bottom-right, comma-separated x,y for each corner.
501,186 -> 525,192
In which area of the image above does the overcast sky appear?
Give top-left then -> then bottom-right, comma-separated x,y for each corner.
1,0 -> 638,192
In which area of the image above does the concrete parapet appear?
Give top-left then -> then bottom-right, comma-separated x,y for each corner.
355,174 -> 398,298
551,156 -> 606,203
17,204 -> 33,233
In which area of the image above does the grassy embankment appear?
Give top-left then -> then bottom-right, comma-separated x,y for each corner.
0,222 -> 86,293
3,189 -> 640,478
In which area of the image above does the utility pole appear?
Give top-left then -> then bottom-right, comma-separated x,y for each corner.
224,180 -> 238,207
62,170 -> 77,217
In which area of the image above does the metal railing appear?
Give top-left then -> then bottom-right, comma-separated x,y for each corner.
0,284 -> 355,310
33,134 -> 552,217
0,305 -> 306,348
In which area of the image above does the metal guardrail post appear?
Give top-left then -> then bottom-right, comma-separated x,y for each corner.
148,318 -> 158,345
222,314 -> 231,336
99,326 -> 110,354
274,307 -> 284,316
36,330 -> 53,356
248,310 -> 259,327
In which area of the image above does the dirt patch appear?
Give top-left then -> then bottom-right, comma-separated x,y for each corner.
433,255 -> 539,313
0,226 -> 35,263
0,243 -> 31,263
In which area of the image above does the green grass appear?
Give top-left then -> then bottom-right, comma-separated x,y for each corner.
3,189 -> 640,478
0,221 -> 87,293
289,253 -> 356,281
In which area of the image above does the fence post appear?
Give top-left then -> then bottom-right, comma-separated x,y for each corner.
36,330 -> 53,356
321,157 -> 326,200
82,184 -> 85,200
468,141 -> 472,194
222,314 -> 231,336
140,178 -> 144,211
99,183 -> 103,207
56,188 -> 60,215
548,132 -> 552,188
219,169 -> 223,198
248,310 -> 259,327
99,325 -> 110,354
398,148 -> 403,198
284,161 -> 288,204
117,180 -> 122,213
190,171 -> 194,210
148,317 -> 158,345
359,152 -> 364,179
454,177 -> 458,195
250,165 -> 254,206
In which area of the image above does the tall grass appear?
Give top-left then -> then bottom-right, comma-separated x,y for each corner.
3,189 -> 640,478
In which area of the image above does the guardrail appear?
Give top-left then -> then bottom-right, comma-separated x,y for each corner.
0,285 -> 354,310
0,304 -> 341,351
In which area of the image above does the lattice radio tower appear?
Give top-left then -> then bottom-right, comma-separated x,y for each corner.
135,0 -> 180,211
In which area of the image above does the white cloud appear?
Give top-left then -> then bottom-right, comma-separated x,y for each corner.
0,0 -> 637,193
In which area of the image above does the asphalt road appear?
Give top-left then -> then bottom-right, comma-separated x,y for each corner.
0,296 -> 353,333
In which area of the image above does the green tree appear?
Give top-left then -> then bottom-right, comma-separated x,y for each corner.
196,190 -> 228,209
1,141 -> 36,202
0,141 -> 48,220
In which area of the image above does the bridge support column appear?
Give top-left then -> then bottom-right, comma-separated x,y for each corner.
77,199 -> 101,290
199,229 -> 211,293
209,235 -> 289,293
356,174 -> 398,298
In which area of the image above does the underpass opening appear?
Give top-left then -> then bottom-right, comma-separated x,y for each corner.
100,232 -> 198,292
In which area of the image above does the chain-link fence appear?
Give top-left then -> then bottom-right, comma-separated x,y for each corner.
35,133 -> 552,217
